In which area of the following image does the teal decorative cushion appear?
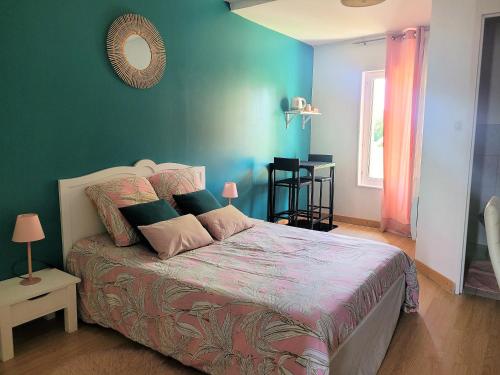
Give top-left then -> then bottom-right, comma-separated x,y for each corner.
119,199 -> 179,228
173,190 -> 222,216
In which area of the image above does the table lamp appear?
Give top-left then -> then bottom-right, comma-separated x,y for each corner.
222,182 -> 238,205
12,213 -> 45,286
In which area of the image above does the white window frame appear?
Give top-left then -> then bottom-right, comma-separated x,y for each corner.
357,70 -> 385,189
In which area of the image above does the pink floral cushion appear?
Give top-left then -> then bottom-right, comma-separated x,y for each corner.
196,205 -> 255,241
85,176 -> 159,247
148,169 -> 203,210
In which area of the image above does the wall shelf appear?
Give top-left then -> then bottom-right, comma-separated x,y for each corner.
285,110 -> 321,129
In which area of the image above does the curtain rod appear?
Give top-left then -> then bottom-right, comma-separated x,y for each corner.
353,26 -> 430,46
352,36 -> 385,45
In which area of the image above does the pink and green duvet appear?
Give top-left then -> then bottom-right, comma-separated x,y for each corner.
67,221 -> 418,374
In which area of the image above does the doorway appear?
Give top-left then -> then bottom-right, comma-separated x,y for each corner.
463,16 -> 500,300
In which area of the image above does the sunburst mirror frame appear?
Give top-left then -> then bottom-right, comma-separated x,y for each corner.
107,14 -> 166,89
341,0 -> 386,7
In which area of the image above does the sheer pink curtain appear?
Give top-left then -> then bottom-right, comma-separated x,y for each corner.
381,27 -> 426,236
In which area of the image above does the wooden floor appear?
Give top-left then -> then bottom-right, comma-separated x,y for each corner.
333,221 -> 416,259
1,222 -> 499,375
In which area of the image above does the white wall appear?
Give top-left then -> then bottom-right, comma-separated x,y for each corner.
311,39 -> 386,221
416,0 -> 500,292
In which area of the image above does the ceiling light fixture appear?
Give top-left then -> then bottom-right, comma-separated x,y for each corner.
341,0 -> 386,7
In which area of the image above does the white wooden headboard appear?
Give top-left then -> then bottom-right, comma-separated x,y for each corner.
58,159 -> 205,266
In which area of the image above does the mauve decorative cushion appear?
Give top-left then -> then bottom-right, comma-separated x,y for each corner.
85,176 -> 159,247
148,168 -> 203,210
173,189 -> 222,216
196,205 -> 254,241
138,215 -> 213,260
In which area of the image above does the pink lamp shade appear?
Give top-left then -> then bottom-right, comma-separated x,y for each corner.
12,213 -> 45,243
222,182 -> 238,199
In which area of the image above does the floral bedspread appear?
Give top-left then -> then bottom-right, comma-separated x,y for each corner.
67,221 -> 418,375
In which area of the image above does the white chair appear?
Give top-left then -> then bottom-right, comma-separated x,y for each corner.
484,196 -> 500,289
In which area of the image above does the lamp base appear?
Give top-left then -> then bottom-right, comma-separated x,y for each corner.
20,277 -> 41,286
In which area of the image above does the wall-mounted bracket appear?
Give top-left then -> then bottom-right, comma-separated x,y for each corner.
285,111 -> 321,130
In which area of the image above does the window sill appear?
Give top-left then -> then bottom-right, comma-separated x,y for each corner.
357,183 -> 383,190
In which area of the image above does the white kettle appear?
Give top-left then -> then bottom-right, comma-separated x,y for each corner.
291,97 -> 307,111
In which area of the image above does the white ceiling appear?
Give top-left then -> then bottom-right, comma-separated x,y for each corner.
232,0 -> 432,45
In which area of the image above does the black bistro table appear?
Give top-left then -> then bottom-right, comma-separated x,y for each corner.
267,160 -> 336,230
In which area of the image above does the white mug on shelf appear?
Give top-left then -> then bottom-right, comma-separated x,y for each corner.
291,97 -> 307,111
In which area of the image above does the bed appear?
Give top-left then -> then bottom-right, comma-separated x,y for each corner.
59,160 -> 419,375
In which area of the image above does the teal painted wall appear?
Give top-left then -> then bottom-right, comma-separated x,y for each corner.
0,0 -> 313,280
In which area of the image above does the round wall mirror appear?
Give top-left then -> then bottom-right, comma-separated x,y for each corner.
107,14 -> 166,89
124,34 -> 152,70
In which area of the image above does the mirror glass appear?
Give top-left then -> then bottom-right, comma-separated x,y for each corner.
124,34 -> 152,70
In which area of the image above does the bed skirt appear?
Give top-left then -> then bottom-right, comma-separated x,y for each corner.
330,274 -> 405,374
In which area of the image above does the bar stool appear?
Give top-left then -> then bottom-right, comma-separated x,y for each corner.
303,154 -> 334,224
271,157 -> 312,226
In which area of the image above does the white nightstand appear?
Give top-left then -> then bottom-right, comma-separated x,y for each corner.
0,268 -> 81,362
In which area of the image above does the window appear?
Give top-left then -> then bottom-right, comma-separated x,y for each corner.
358,70 -> 385,188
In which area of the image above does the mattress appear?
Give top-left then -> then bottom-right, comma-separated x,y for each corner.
67,221 -> 418,374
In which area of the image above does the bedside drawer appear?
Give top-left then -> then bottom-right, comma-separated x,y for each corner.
10,288 -> 67,327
